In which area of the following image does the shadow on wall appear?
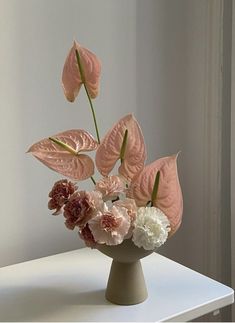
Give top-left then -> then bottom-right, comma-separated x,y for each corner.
136,0 -> 207,273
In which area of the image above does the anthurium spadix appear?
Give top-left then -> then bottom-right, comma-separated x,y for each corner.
27,130 -> 98,180
95,114 -> 147,182
62,41 -> 101,102
127,154 -> 183,236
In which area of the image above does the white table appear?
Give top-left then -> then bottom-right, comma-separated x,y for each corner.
0,248 -> 233,322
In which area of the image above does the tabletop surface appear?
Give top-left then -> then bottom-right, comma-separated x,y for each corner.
0,248 -> 233,322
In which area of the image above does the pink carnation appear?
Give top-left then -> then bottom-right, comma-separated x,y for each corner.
113,198 -> 137,223
79,224 -> 97,248
48,179 -> 77,215
89,205 -> 130,245
63,190 -> 103,230
113,198 -> 137,239
95,175 -> 126,201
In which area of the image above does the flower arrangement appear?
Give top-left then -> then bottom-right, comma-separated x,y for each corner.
28,41 -> 183,251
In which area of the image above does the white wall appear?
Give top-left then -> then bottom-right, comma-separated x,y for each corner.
0,0 -> 137,266
136,0 -> 206,272
136,3 -> 232,321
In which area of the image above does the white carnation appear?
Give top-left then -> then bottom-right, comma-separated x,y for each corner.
132,207 -> 170,250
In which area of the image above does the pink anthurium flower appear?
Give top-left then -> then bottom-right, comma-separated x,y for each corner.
27,129 -> 98,180
95,114 -> 147,181
62,41 -> 101,102
127,154 -> 183,236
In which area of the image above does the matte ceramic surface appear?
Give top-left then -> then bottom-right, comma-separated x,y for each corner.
98,239 -> 153,305
97,238 -> 153,263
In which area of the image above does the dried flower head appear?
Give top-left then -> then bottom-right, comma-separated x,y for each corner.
48,179 -> 77,215
79,224 -> 97,248
63,190 -> 103,230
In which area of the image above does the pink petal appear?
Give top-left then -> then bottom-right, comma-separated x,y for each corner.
28,129 -> 98,153
62,41 -> 101,102
27,130 -> 97,180
95,114 -> 147,181
127,154 -> 183,236
34,153 -> 94,181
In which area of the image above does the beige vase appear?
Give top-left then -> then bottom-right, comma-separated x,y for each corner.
98,238 -> 153,305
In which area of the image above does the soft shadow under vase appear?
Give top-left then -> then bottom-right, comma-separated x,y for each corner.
98,239 -> 153,305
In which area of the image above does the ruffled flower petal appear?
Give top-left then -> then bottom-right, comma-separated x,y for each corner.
63,190 -> 103,229
95,175 -> 126,201
113,198 -> 137,223
89,205 -> 130,245
48,179 -> 77,215
79,224 -> 97,248
132,207 -> 170,250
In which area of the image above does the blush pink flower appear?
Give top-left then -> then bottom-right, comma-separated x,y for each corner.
95,175 -> 126,201
79,224 -> 97,248
27,129 -> 98,181
113,198 -> 137,239
113,198 -> 137,223
127,154 -> 183,237
62,41 -> 101,102
63,190 -> 103,230
48,179 -> 77,215
95,114 -> 146,181
89,205 -> 131,245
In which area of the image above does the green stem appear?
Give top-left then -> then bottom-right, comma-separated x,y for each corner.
120,129 -> 128,163
150,171 -> 160,207
83,83 -> 100,144
90,176 -> 96,185
49,137 -> 78,155
75,49 -> 100,144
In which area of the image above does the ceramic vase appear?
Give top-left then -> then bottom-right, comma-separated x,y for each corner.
98,238 -> 153,305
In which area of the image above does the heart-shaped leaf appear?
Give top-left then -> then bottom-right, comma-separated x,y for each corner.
95,114 -> 147,181
62,41 -> 101,102
28,129 -> 98,180
127,154 -> 183,236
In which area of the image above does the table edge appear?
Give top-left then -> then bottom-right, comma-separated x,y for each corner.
162,289 -> 234,322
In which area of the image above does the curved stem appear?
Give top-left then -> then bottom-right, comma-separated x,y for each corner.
83,83 -> 100,144
75,49 -> 100,144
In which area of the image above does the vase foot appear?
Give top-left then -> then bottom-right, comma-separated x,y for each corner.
105,260 -> 148,305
